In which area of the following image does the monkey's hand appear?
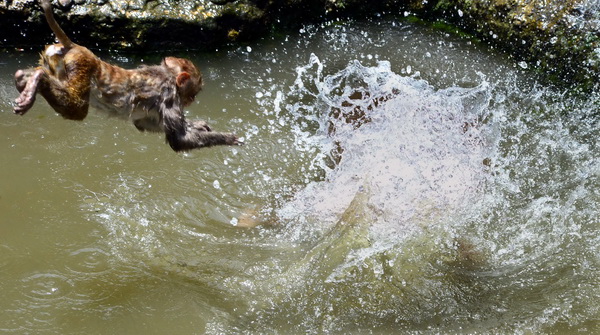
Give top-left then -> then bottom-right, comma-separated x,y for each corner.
232,136 -> 244,145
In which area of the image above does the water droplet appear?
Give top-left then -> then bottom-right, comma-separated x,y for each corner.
213,180 -> 221,189
518,61 -> 528,69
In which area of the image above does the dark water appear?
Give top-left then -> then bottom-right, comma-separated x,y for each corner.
0,19 -> 598,334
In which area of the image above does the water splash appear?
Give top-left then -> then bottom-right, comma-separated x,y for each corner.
278,56 -> 492,240
242,54 -> 599,333
43,19 -> 599,334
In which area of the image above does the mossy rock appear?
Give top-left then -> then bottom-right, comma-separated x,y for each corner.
1,0 -> 598,88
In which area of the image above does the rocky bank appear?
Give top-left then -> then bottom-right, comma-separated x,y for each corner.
0,0 -> 598,87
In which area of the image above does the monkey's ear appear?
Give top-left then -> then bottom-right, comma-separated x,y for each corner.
176,72 -> 191,87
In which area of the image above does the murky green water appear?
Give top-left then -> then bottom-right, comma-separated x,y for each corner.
1,19 -> 598,334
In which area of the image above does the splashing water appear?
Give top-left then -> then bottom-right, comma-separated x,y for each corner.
240,53 -> 599,333
81,23 -> 600,334
280,55 -> 491,238
1,19 -> 598,334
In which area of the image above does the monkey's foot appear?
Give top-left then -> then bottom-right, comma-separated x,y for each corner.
13,69 -> 42,115
13,91 -> 36,115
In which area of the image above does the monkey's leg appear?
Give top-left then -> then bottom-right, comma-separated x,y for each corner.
14,66 -> 88,120
37,74 -> 90,121
14,68 -> 44,115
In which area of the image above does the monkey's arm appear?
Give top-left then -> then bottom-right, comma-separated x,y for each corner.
160,92 -> 240,152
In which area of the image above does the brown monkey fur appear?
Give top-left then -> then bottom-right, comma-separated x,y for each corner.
14,0 -> 241,152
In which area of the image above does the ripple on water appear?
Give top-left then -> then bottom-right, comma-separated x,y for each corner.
20,272 -> 73,302
66,247 -> 111,275
12,273 -> 74,332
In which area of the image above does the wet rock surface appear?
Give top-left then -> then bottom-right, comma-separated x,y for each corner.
0,0 -> 598,86
427,0 -> 600,87
0,0 -> 269,50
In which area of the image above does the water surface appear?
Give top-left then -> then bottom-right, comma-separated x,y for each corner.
0,19 -> 598,334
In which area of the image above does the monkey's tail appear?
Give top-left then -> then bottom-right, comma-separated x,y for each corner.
40,0 -> 74,49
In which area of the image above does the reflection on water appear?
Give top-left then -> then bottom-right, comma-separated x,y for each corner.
0,19 -> 598,334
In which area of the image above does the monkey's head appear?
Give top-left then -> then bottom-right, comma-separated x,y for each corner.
163,57 -> 203,107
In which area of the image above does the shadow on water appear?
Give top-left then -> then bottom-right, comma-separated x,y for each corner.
0,19 -> 598,334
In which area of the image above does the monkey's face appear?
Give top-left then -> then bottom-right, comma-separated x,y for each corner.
176,73 -> 202,107
164,57 -> 203,107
